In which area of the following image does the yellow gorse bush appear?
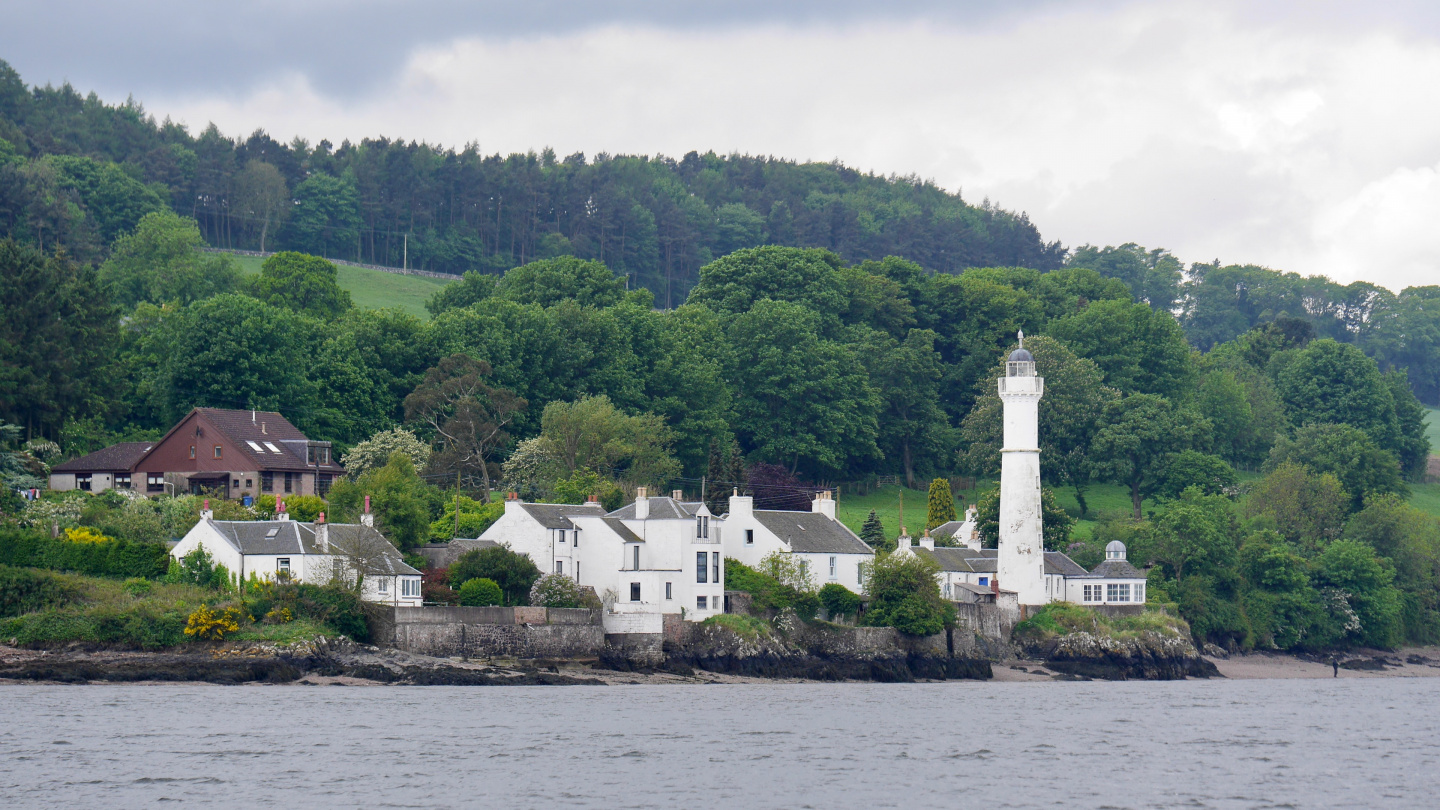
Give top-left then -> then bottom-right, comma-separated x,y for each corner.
184,604 -> 243,640
63,527 -> 114,544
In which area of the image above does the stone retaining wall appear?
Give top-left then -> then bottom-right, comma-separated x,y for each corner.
372,606 -> 604,660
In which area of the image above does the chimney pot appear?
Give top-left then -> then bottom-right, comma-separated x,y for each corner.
672,489 -> 683,500
317,511 -> 325,524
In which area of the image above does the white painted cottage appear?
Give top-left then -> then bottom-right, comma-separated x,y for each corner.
475,488 -> 725,622
171,502 -> 422,606
721,490 -> 874,594
903,533 -> 1146,607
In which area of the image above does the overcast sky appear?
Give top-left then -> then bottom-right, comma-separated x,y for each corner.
6,0 -> 1440,290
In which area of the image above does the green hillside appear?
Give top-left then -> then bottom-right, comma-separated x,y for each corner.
231,254 -> 452,319
1426,406 -> 1440,452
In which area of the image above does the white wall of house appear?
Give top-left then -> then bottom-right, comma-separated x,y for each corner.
795,551 -> 868,592
170,521 -> 246,580
609,504 -> 724,620
479,502 -> 556,564
720,494 -> 786,570
1065,578 -> 1147,606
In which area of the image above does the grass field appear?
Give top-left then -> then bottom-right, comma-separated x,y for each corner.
231,253 -> 453,319
1427,406 -> 1440,452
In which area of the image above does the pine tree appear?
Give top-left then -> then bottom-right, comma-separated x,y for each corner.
926,477 -> 957,531
705,438 -> 726,514
725,437 -> 746,495
860,509 -> 886,548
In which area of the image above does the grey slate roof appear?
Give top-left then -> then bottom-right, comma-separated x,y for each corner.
1045,551 -> 1090,577
416,539 -> 498,569
205,520 -> 419,575
52,442 -> 155,473
606,497 -> 699,520
929,520 -> 966,540
601,518 -> 644,544
916,547 -> 977,572
954,582 -> 995,596
753,511 -> 873,555
1084,559 -> 1147,580
940,548 -> 1088,577
519,502 -> 605,529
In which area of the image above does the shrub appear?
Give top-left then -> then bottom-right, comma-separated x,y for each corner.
448,546 -> 541,605
724,558 -> 819,619
242,579 -> 370,642
818,583 -> 861,619
166,547 -> 233,590
701,613 -> 771,640
122,578 -> 153,598
458,578 -> 504,607
528,573 -> 584,608
64,526 -> 113,544
0,527 -> 169,579
861,551 -> 954,636
184,604 -> 243,640
1014,602 -> 1190,643
0,565 -> 79,617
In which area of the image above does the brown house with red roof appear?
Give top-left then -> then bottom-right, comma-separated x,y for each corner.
49,408 -> 343,499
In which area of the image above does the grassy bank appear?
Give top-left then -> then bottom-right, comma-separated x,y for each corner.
1014,602 -> 1190,642
0,565 -> 356,649
231,253 -> 453,319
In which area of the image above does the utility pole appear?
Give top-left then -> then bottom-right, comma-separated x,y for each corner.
403,233 -> 408,271
454,469 -> 462,539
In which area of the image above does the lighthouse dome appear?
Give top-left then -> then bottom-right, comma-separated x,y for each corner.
1008,347 -> 1034,363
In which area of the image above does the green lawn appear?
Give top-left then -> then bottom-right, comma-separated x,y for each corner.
1426,406 -> 1440,453
231,253 -> 453,319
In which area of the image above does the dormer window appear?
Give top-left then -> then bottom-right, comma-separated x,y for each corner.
696,515 -> 709,539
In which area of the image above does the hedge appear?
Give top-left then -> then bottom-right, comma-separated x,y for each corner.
0,528 -> 169,580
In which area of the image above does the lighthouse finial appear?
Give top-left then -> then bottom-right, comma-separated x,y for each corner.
1018,329 -> 1024,349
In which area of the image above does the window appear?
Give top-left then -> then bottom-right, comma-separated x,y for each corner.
633,545 -> 640,571
263,442 -> 282,454
247,441 -> 264,453
76,474 -> 92,491
189,445 -> 196,459
147,473 -> 165,493
979,577 -> 989,587
665,582 -> 673,600
307,445 -> 331,465
697,596 -> 708,610
630,582 -> 641,602
114,474 -> 131,489
401,579 -> 420,598
829,556 -> 837,579
712,553 -> 720,585
283,472 -> 294,493
1136,584 -> 1145,603
745,529 -> 754,545
1119,584 -> 1130,602
697,551 -> 708,583
378,579 -> 388,593
1083,584 -> 1097,602
261,472 -> 273,492
213,445 -> 223,459
277,558 -> 291,573
232,479 -> 240,489
696,515 -> 709,539
555,560 -> 564,575
573,529 -> 579,548
317,474 -> 332,496
556,529 -> 566,545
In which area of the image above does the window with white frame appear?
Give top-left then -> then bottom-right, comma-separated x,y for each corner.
402,579 -> 420,598
1107,583 -> 1131,602
712,553 -> 720,585
632,545 -> 640,570
745,529 -> 754,545
630,582 -> 641,601
555,560 -> 564,575
1136,584 -> 1145,602
76,474 -> 93,491
696,515 -> 709,539
556,529 -> 565,544
829,556 -> 837,579
277,558 -> 291,573
665,582 -> 673,600
697,595 -> 707,610
378,579 -> 388,593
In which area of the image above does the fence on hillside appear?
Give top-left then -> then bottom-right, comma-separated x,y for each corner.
203,248 -> 458,281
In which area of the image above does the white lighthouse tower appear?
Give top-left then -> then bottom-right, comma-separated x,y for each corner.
997,331 -> 1047,606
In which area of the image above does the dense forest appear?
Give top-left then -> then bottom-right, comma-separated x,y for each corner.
3,59 -> 1440,652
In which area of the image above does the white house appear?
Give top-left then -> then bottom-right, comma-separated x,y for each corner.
171,501 -> 422,606
721,490 -> 874,594
1065,541 -> 1148,606
475,488 -> 725,622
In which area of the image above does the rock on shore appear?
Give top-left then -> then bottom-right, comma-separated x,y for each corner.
1019,631 -> 1220,680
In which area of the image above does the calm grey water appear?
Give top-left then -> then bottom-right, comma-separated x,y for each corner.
2,679 -> 1438,809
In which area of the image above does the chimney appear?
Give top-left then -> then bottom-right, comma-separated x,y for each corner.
361,494 -> 374,527
634,486 -> 649,520
991,578 -> 1000,596
261,422 -> 267,434
671,489 -> 683,501
587,495 -> 600,505
276,497 -> 289,522
503,491 -> 522,517
919,531 -> 934,550
812,490 -> 837,520
898,531 -> 913,551
728,488 -> 753,518
200,498 -> 213,521
315,512 -> 329,552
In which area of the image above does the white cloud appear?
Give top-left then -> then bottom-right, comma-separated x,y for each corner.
146,1 -> 1440,290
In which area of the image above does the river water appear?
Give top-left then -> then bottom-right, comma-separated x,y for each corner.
2,678 -> 1438,809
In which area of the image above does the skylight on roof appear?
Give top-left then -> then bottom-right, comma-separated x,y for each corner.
265,528 -> 279,538
263,442 -> 281,453
246,441 -> 263,452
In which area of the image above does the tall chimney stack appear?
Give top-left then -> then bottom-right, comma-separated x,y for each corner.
360,494 -> 374,527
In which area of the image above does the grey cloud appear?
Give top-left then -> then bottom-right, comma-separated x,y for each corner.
2,0 -> 1089,102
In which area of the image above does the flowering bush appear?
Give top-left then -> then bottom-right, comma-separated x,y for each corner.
184,604 -> 243,640
64,526 -> 113,544
529,573 -> 584,608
